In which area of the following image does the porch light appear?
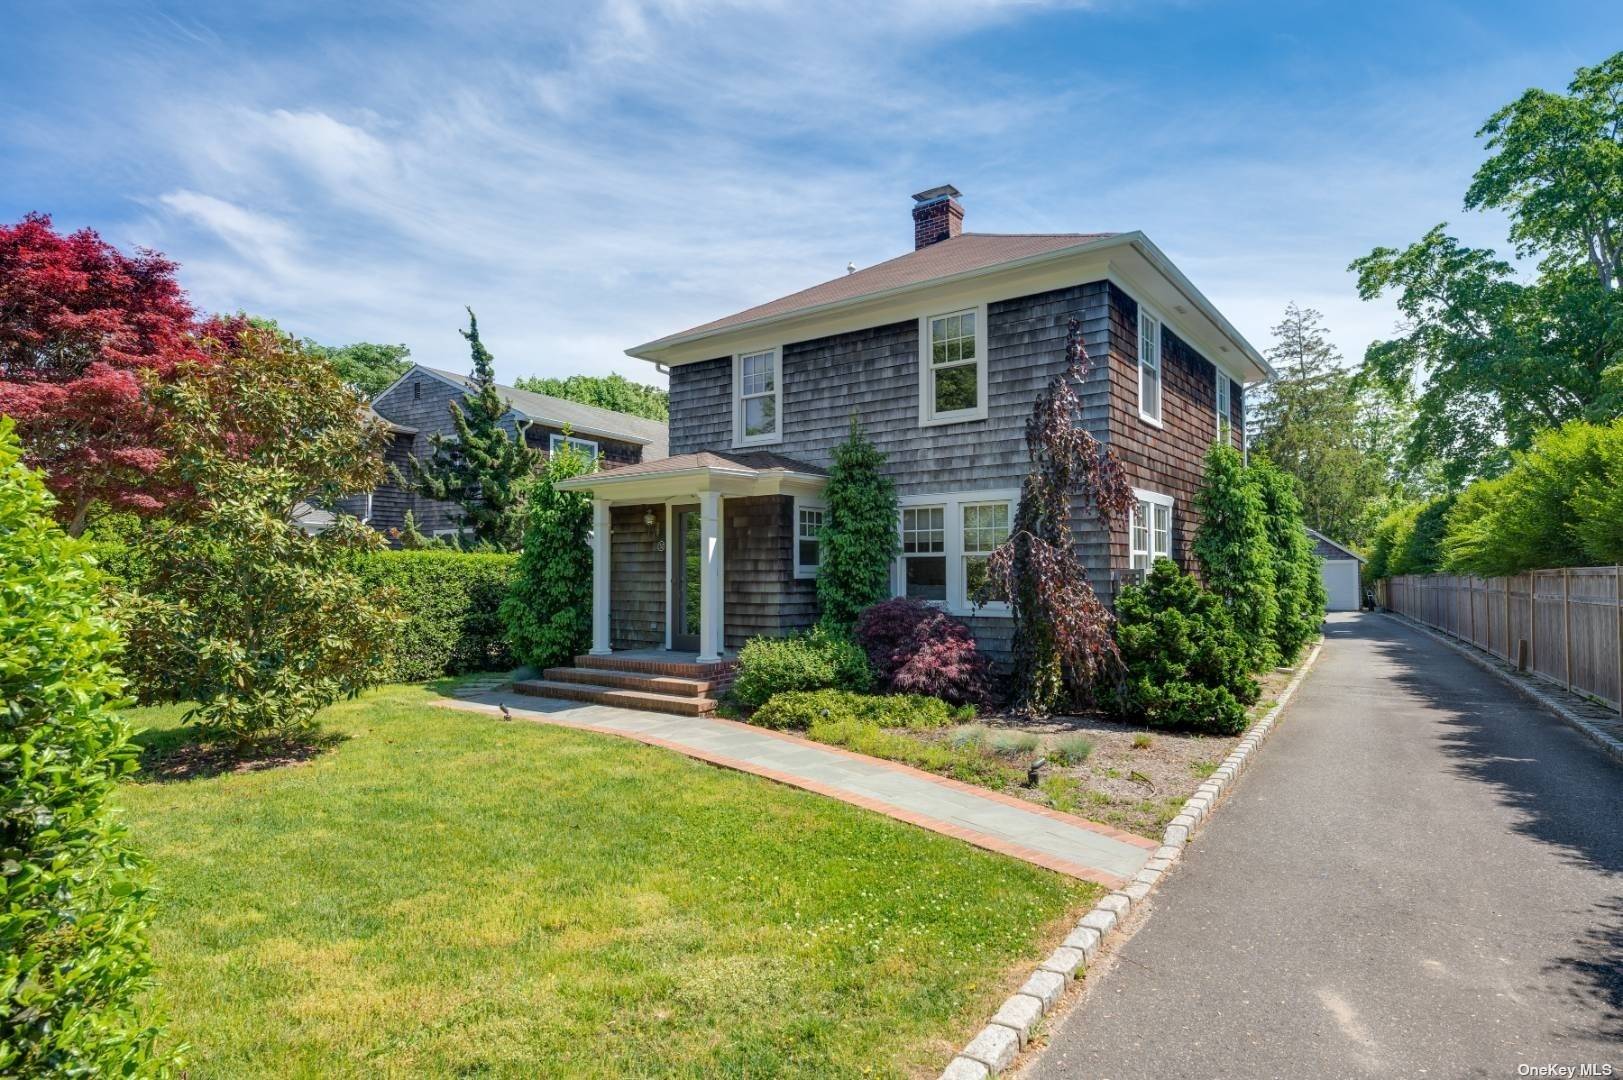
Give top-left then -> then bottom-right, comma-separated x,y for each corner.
643,511 -> 657,527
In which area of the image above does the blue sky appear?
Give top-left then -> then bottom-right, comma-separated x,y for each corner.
5,1 -> 1619,386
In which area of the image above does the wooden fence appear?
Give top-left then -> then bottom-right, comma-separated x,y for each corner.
1381,569 -> 1623,715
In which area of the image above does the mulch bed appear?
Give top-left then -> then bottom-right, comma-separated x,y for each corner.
898,662 -> 1303,838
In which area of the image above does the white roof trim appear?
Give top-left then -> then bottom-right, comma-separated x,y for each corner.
1307,527 -> 1365,562
557,465 -> 827,503
626,232 -> 1272,383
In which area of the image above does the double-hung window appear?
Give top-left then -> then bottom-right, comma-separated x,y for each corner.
1129,490 -> 1174,571
1215,372 -> 1232,446
795,500 -> 824,578
961,502 -> 1010,605
1138,307 -> 1162,424
901,506 -> 947,601
896,492 -> 1016,612
920,307 -> 987,425
735,348 -> 780,445
549,433 -> 599,461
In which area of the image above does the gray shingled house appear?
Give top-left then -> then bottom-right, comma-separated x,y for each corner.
346,364 -> 668,542
533,185 -> 1274,715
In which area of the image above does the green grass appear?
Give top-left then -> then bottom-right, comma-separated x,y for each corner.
116,686 -> 1094,1078
806,716 -> 1023,790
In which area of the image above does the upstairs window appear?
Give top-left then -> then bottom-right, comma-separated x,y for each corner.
549,433 -> 599,461
735,348 -> 780,445
1138,307 -> 1162,425
1129,490 -> 1173,571
795,500 -> 824,578
1215,372 -> 1231,445
901,506 -> 947,601
920,307 -> 988,425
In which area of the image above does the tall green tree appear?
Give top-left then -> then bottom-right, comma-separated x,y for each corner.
1193,444 -> 1279,671
398,310 -> 538,550
513,372 -> 668,421
1248,303 -> 1384,545
817,418 -> 899,631
308,340 -> 412,399
0,418 -> 168,1074
501,439 -> 595,669
1352,51 -> 1623,486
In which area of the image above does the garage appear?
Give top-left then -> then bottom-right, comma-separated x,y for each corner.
1308,528 -> 1365,612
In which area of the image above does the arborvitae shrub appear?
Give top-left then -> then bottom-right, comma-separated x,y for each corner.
0,419 -> 168,1074
1111,558 -> 1258,735
816,419 -> 899,631
1193,444 -> 1279,670
501,441 -> 594,671
1252,458 -> 1324,663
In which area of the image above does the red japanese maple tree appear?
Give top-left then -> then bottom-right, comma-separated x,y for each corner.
0,213 -> 202,533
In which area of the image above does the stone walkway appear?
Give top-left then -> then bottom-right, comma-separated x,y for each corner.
438,691 -> 1156,888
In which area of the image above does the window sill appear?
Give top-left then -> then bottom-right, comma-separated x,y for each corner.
794,567 -> 819,580
732,433 -> 783,449
1137,410 -> 1164,430
919,409 -> 989,429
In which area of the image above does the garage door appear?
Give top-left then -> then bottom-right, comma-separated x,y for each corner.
1322,559 -> 1361,611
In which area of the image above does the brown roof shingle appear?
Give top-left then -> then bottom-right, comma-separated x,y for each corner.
657,232 -> 1114,343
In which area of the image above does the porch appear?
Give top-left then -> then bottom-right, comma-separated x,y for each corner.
555,450 -> 828,682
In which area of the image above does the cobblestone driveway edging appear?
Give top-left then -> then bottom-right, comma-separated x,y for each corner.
938,639 -> 1326,1079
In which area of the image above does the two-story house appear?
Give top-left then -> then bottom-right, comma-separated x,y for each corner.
540,185 -> 1272,713
349,364 -> 669,542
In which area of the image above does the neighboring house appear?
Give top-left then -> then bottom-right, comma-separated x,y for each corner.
1309,528 -> 1365,611
339,364 -> 669,542
556,184 -> 1273,681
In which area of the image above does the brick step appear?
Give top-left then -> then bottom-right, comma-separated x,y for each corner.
541,666 -> 718,697
574,653 -> 737,680
512,678 -> 719,717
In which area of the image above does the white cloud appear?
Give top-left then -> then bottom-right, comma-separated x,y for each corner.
29,0 -> 1556,387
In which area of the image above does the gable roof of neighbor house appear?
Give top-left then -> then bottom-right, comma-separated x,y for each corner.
1307,527 -> 1365,563
628,221 -> 1272,385
379,364 -> 668,458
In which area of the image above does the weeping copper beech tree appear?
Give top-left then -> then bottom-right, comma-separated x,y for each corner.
982,318 -> 1134,716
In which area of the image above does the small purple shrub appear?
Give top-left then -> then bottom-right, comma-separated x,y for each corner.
853,597 -> 992,706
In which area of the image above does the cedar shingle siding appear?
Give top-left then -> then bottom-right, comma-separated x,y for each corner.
664,276 -> 1244,661
1104,284 -> 1243,585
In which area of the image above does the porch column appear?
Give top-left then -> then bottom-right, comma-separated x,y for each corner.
589,498 -> 612,656
697,490 -> 723,663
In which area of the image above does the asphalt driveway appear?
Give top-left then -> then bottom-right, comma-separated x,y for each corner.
1030,611 -> 1621,1079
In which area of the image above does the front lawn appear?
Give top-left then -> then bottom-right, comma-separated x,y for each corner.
117,685 -> 1096,1078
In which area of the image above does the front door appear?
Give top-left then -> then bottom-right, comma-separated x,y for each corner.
670,506 -> 702,652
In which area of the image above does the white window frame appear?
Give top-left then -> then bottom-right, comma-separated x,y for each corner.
894,489 -> 1018,616
549,433 -> 599,461
793,496 -> 825,579
918,303 -> 989,427
733,347 -> 782,447
1214,370 -> 1231,446
899,504 -> 949,606
1137,303 -> 1163,427
1128,489 -> 1174,572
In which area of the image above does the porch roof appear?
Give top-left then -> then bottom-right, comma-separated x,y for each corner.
556,449 -> 827,502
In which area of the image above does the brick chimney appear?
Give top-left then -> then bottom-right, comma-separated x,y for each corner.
912,185 -> 964,249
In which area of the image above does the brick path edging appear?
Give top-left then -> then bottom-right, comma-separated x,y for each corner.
1384,611 -> 1623,767
938,638 -> 1327,1080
